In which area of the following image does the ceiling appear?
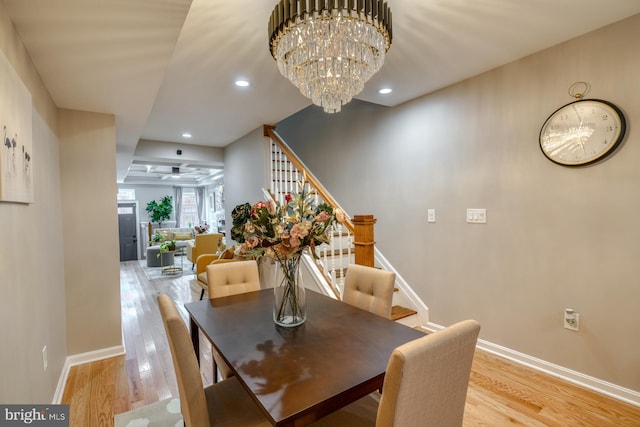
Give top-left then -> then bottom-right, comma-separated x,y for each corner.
4,0 -> 640,184
126,160 -> 223,186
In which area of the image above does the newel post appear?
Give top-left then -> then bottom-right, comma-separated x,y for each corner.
352,215 -> 376,267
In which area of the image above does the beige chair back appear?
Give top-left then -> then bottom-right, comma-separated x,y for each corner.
157,294 -> 209,427
342,264 -> 395,318
206,260 -> 260,299
376,319 -> 481,427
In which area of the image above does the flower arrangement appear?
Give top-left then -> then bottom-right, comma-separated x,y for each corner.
194,223 -> 209,234
231,182 -> 346,262
231,179 -> 346,326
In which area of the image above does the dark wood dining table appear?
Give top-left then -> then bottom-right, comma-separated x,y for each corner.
185,288 -> 424,427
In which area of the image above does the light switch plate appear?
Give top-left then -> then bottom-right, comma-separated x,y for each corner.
466,208 -> 486,223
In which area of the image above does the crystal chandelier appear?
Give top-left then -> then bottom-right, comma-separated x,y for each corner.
269,0 -> 392,114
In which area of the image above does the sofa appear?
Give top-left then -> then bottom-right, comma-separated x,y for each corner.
151,227 -> 194,249
145,227 -> 194,263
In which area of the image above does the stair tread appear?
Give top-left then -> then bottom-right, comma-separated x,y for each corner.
391,305 -> 417,321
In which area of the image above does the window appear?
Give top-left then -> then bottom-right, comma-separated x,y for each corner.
207,189 -> 216,227
117,206 -> 134,215
117,188 -> 135,201
180,188 -> 198,228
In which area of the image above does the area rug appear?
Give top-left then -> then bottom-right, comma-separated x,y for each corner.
139,258 -> 192,281
114,397 -> 183,427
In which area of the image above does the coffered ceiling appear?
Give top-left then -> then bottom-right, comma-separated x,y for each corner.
4,0 -> 640,184
126,161 -> 223,186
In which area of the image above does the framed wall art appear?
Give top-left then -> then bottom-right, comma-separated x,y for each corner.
0,49 -> 33,204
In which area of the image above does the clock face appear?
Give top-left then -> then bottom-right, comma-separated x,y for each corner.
539,99 -> 626,166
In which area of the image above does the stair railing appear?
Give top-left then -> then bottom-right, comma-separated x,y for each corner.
264,125 -> 354,298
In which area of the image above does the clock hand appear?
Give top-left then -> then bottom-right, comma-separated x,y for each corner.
572,105 -> 584,129
579,139 -> 586,155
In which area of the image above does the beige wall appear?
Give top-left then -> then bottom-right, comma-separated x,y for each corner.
0,1 -> 122,402
222,127 -> 269,232
0,1 -> 65,402
59,109 -> 121,355
277,14 -> 640,392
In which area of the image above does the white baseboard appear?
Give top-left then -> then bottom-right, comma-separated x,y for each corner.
424,322 -> 640,407
52,345 -> 125,404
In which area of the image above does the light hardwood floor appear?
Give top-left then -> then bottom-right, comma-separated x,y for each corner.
61,260 -> 640,426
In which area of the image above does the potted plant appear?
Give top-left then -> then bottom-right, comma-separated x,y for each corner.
159,240 -> 177,255
146,195 -> 173,227
151,232 -> 164,245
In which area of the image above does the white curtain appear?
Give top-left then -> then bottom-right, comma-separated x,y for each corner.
173,186 -> 183,227
195,186 -> 206,225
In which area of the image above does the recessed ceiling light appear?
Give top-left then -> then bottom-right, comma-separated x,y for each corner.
379,88 -> 392,94
182,132 -> 192,138
235,80 -> 250,87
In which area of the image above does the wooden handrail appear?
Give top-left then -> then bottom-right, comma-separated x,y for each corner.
264,125 -> 355,233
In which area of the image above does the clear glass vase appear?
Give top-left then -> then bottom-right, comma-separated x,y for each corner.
273,254 -> 306,327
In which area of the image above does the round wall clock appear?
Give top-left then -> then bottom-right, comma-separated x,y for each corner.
539,98 -> 626,166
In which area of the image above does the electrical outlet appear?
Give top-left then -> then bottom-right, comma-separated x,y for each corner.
427,209 -> 435,223
42,346 -> 48,371
564,309 -> 579,331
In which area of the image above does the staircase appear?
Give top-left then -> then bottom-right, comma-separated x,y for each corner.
264,125 -> 423,327
392,302 -> 418,323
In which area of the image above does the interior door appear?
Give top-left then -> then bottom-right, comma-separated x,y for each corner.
118,202 -> 138,261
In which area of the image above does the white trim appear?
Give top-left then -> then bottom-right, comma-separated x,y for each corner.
301,253 -> 339,299
424,322 -> 640,407
52,345 -> 125,404
374,248 -> 429,325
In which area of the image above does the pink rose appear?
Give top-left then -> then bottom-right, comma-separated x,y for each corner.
334,208 -> 346,224
315,211 -> 331,222
246,236 -> 260,249
266,199 -> 277,215
251,201 -> 266,219
290,223 -> 309,239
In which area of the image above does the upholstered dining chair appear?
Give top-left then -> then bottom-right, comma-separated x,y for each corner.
206,260 -> 261,382
206,259 -> 260,299
157,294 -> 271,427
342,264 -> 395,319
309,319 -> 481,427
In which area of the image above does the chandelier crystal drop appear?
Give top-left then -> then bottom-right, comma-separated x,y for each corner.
269,0 -> 392,114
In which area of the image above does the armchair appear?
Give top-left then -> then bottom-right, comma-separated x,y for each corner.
194,247 -> 238,300
186,233 -> 223,268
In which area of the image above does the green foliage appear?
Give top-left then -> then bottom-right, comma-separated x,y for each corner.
159,240 -> 176,252
146,195 -> 173,227
231,202 -> 252,243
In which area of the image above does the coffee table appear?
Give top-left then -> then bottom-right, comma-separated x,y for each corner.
161,247 -> 184,275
